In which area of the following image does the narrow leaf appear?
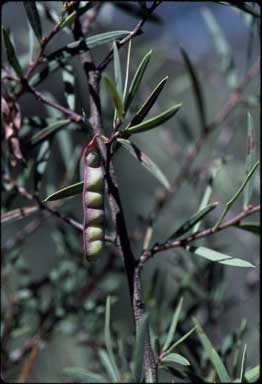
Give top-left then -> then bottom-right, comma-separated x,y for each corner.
188,246 -> 255,268
103,73 -> 124,120
123,40 -> 132,102
243,112 -> 256,208
117,138 -> 170,190
234,222 -> 260,235
23,1 -> 42,41
244,365 -> 260,383
30,31 -> 130,87
214,160 -> 259,230
2,27 -> 23,77
104,297 -> 120,381
99,349 -> 119,383
239,344 -> 247,382
1,206 -> 39,224
59,2 -> 97,29
124,50 -> 152,112
163,297 -> 183,352
168,202 -> 218,240
202,8 -> 237,88
30,119 -> 71,146
128,76 -> 168,127
122,103 -> 182,137
193,319 -> 231,383
162,353 -> 190,367
44,181 -> 84,202
180,48 -> 207,132
165,325 -> 198,354
63,367 -> 106,383
113,41 -> 123,96
134,314 -> 149,383
62,64 -> 76,110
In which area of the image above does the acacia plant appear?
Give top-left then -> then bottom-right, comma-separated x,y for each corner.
1,1 -> 260,383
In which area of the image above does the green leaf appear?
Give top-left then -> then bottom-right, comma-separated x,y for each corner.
23,2 -> 42,42
63,367 -> 106,383
44,181 -> 83,202
113,41 -> 123,97
128,76 -> 168,127
122,103 -> 181,137
62,64 -> 76,110
133,314 -> 149,383
30,119 -> 71,146
124,49 -> 152,112
234,221 -> 260,235
113,2 -> 162,24
103,73 -> 124,120
30,31 -> 130,87
243,112 -> 256,209
104,297 -> 120,382
165,325 -> 198,354
123,40 -> 132,102
98,349 -> 118,383
1,206 -> 39,225
168,202 -> 218,240
188,246 -> 255,268
163,297 -> 183,352
2,27 -> 23,77
162,353 -> 190,367
117,138 -> 170,190
244,365 -> 260,382
180,48 -> 207,133
213,160 -> 259,230
239,344 -> 247,382
193,319 -> 231,383
202,7 -> 237,88
59,2 -> 97,29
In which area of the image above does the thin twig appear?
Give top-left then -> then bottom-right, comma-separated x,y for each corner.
140,204 -> 260,265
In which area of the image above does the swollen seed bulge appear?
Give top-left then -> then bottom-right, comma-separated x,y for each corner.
87,226 -> 104,241
85,191 -> 103,208
86,167 -> 104,191
86,208 -> 104,226
86,240 -> 104,260
86,151 -> 101,167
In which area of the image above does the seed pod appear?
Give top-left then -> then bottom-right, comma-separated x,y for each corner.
82,137 -> 105,262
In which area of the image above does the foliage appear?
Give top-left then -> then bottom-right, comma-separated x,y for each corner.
1,1 -> 260,383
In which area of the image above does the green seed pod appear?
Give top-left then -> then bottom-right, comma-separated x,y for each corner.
82,141 -> 105,262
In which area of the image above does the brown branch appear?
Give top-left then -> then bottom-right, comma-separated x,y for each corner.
140,204 -> 260,265
97,1 -> 162,72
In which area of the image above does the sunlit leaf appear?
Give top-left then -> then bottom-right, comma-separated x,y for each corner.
122,103 -> 181,137
188,246 -> 255,268
99,349 -> 119,382
59,2 -> 97,29
162,353 -> 190,367
117,138 -> 170,190
44,181 -> 83,202
123,40 -> 132,102
30,31 -> 130,86
128,76 -> 168,127
124,49 -> 152,112
113,41 -> 123,96
244,365 -> 260,382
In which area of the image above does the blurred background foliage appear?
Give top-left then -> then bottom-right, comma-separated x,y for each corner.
1,1 -> 260,382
